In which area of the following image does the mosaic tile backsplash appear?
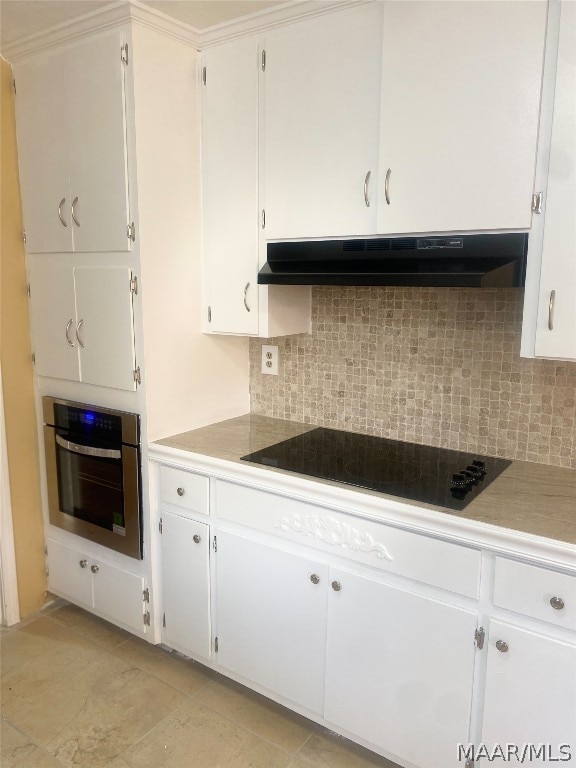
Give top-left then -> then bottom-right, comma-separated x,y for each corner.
249,288 -> 576,468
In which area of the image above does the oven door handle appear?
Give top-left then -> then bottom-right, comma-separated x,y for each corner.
55,434 -> 122,460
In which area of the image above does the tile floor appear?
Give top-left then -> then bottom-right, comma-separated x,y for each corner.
1,601 -> 400,768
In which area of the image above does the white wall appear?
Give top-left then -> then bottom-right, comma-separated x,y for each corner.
131,25 -> 250,442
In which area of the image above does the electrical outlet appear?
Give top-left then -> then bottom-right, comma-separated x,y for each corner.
261,345 -> 279,375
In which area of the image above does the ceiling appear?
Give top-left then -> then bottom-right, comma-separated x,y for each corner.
0,0 -> 289,49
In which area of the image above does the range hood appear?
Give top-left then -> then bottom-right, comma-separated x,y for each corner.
258,233 -> 528,288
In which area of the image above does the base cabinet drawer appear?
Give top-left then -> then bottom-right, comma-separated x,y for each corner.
494,557 -> 576,631
159,465 -> 209,517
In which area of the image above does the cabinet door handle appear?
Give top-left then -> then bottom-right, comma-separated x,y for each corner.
58,198 -> 68,227
310,573 -> 320,585
75,319 -> 85,348
550,596 -> 565,610
79,559 -> 88,568
91,564 -> 99,574
243,282 -> 251,312
495,640 -> 509,653
65,319 -> 75,347
331,580 -> 341,592
548,289 -> 556,331
384,168 -> 392,206
176,487 -> 185,497
364,171 -> 371,208
193,534 -> 201,544
71,196 -> 80,227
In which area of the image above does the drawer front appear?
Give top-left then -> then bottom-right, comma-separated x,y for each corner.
215,480 -> 481,598
494,557 -> 576,630
159,465 -> 209,517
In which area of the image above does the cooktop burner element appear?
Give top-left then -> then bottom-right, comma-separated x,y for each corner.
241,428 -> 511,510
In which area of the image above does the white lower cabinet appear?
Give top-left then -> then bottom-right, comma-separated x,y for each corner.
47,538 -> 147,636
325,567 -> 478,768
159,512 -> 211,661
481,620 -> 576,766
152,460 -> 576,767
216,530 -> 328,714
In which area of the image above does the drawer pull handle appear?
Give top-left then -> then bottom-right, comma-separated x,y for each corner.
193,534 -> 201,544
550,596 -> 565,610
90,564 -> 99,574
176,487 -> 185,497
495,640 -> 509,653
310,574 -> 320,585
331,580 -> 341,592
79,559 -> 87,568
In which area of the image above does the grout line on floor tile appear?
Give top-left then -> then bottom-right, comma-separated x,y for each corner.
1,714 -> 70,767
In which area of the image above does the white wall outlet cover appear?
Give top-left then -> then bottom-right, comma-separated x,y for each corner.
261,345 -> 279,375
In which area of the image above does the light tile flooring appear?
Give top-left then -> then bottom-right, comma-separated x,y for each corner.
1,601 -> 400,768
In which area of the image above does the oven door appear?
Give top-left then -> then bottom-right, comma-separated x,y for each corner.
44,426 -> 142,559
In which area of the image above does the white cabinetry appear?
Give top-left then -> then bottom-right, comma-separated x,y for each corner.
15,30 -> 132,253
377,0 -> 547,234
28,264 -> 137,391
262,3 -> 383,239
201,38 -> 310,337
325,567 -> 478,768
533,0 -> 576,361
47,538 -> 147,636
481,557 -> 576,765
159,512 -> 211,660
216,530 -> 328,714
149,452 -> 576,768
482,621 -> 576,766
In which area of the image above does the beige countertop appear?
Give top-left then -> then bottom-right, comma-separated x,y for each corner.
156,414 -> 576,547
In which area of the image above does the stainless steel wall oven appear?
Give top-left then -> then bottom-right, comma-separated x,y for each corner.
43,397 -> 142,559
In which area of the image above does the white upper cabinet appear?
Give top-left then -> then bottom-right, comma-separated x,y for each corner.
28,263 -> 137,390
15,30 -> 132,253
202,37 -> 260,335
14,50 -> 72,253
377,0 -> 547,234
201,38 -> 311,337
263,3 -> 383,240
533,0 -> 576,361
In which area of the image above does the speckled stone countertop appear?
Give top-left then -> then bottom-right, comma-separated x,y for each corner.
155,414 -> 576,546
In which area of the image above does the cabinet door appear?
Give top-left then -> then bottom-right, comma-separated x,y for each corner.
28,265 -> 80,381
482,620 -> 576,766
66,31 -> 131,252
378,1 -> 547,234
534,1 -> 576,360
74,267 -> 136,391
47,539 -> 92,608
202,38 -> 260,335
14,50 -> 73,253
92,560 -> 146,635
325,567 -> 478,768
216,531 -> 328,714
160,513 -> 211,660
263,4 -> 382,239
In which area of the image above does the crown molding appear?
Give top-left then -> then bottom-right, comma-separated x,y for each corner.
2,0 -> 371,61
199,0 -> 369,47
2,1 -> 201,61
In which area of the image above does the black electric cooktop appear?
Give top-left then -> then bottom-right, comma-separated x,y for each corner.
241,428 -> 511,511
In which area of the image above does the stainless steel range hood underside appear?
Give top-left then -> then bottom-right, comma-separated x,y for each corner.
258,233 -> 528,288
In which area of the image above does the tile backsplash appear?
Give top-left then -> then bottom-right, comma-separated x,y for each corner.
249,287 -> 576,468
